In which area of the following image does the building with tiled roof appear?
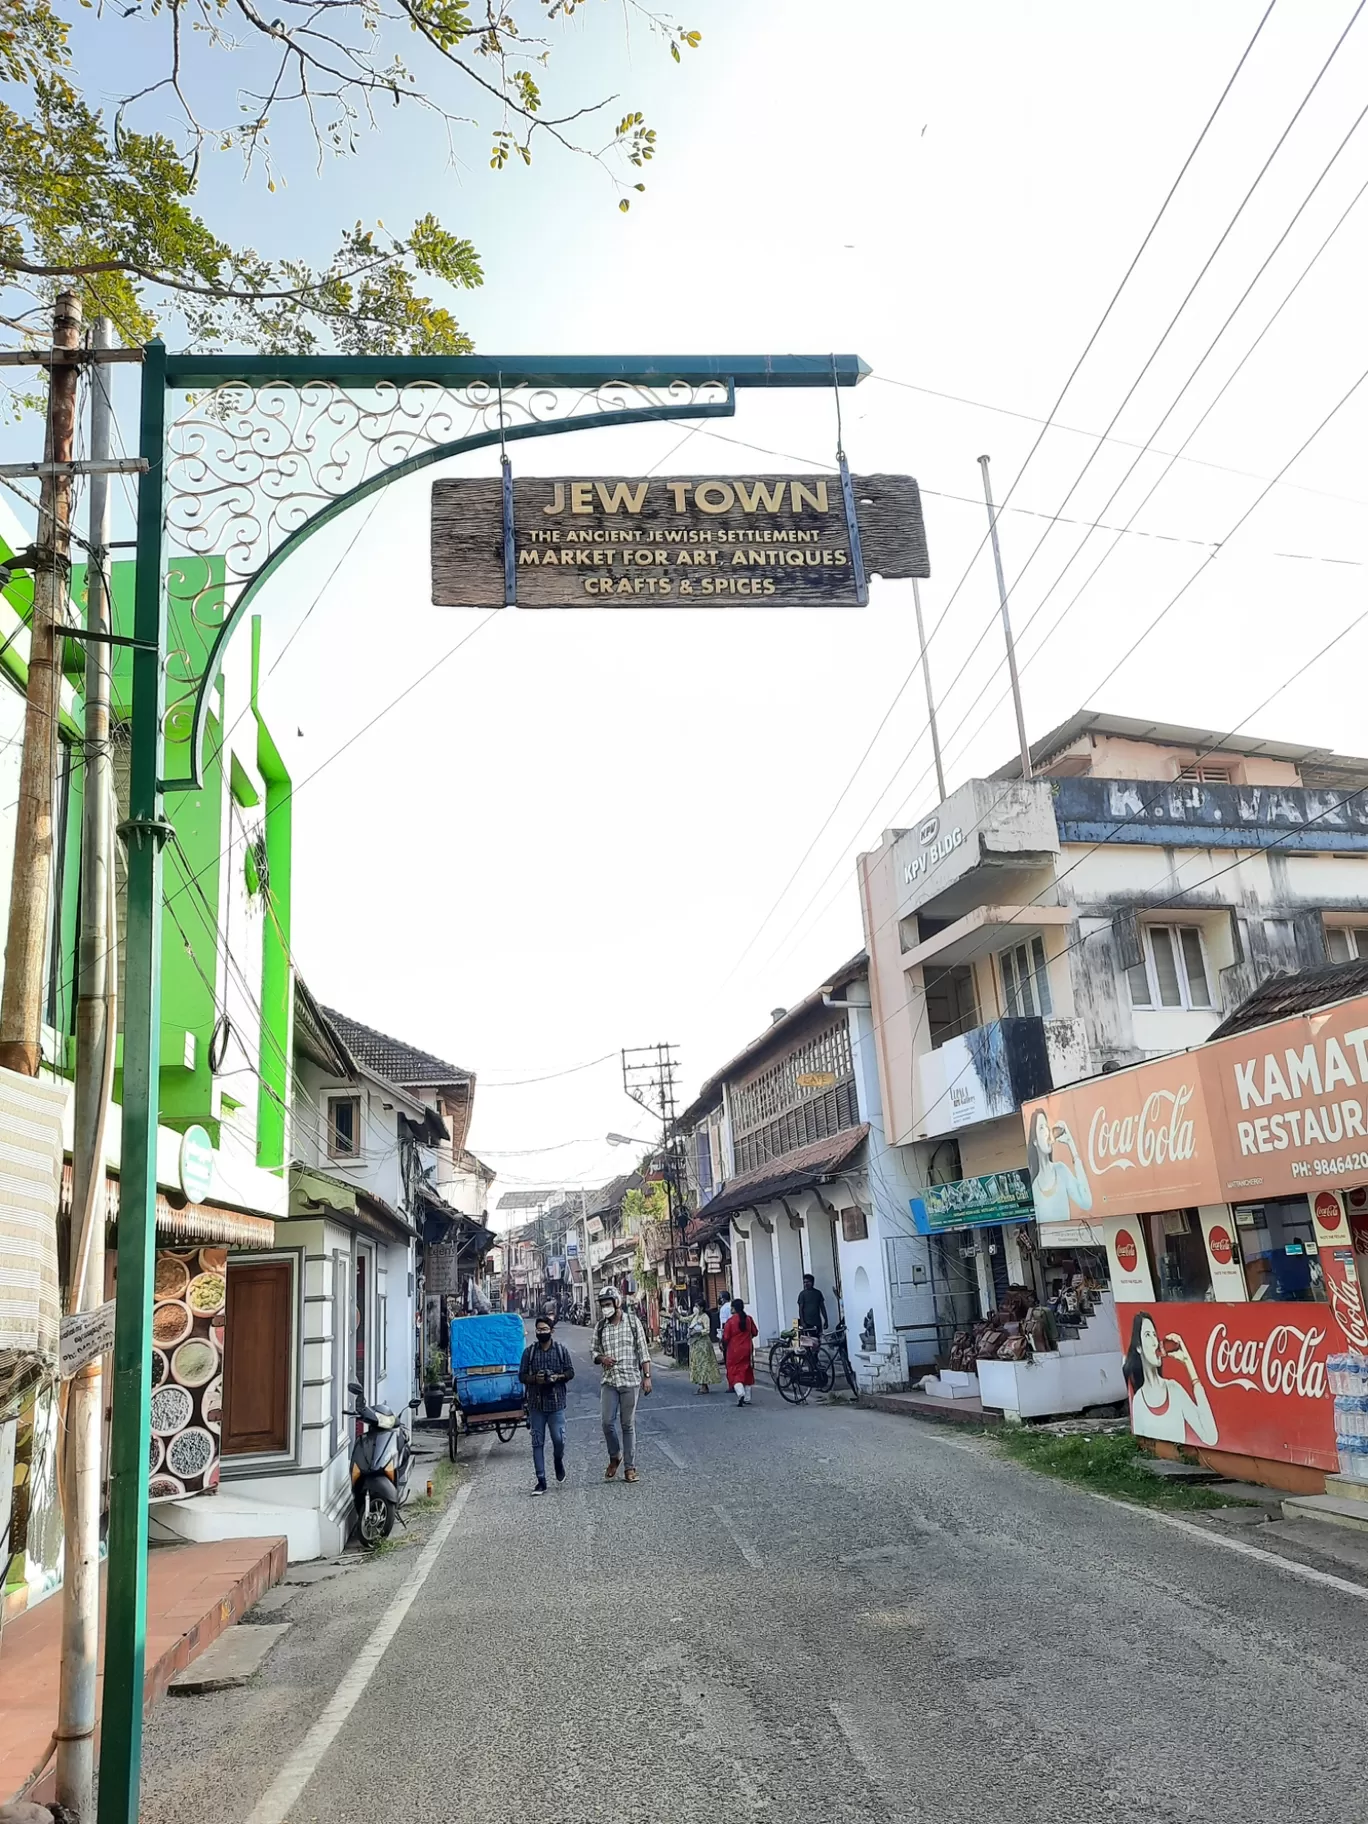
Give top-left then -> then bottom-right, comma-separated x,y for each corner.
320,1007 -> 471,1089
321,1007 -> 474,1154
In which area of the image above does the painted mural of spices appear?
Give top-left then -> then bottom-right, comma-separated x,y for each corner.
149,1247 -> 224,1502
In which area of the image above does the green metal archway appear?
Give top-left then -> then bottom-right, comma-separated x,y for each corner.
101,349 -> 868,1824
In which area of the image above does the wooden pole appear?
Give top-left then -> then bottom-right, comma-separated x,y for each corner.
0,290 -> 83,1075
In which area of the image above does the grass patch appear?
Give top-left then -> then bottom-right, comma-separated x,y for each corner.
411,1454 -> 459,1515
362,1458 -> 463,1556
996,1427 -> 1224,1510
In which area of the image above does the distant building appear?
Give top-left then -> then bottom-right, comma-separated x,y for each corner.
858,709 -> 1368,1357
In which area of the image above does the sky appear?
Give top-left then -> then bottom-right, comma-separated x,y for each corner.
5,1 -> 1368,1215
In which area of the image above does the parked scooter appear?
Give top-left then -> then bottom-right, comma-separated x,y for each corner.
347,1380 -> 417,1546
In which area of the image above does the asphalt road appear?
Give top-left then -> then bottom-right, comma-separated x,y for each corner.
138,1321 -> 1368,1824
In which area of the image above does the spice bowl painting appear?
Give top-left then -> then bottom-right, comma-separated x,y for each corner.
149,1247 -> 224,1501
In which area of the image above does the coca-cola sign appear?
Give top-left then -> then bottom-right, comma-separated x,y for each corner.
1114,1229 -> 1139,1273
1088,1084 -> 1198,1176
1117,1301 -> 1336,1471
1207,1224 -> 1234,1266
1204,1320 -> 1328,1400
1025,1063 -> 1220,1217
1322,1247 -> 1368,1353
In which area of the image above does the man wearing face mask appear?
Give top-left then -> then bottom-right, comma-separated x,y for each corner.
518,1315 -> 575,1495
593,1285 -> 652,1483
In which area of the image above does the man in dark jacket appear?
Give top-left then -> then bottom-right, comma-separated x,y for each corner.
796,1273 -> 829,1337
518,1316 -> 575,1495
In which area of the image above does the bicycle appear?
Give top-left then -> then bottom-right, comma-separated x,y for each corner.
828,1319 -> 860,1399
774,1330 -> 836,1402
768,1326 -> 797,1384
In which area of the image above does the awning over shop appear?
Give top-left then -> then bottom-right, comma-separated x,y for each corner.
61,1163 -> 276,1250
686,1125 -> 869,1242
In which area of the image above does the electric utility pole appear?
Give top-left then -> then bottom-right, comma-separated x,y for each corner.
57,317 -> 116,1821
0,291 -> 83,1075
977,454 -> 1032,782
621,1044 -> 686,1296
579,1188 -> 597,1313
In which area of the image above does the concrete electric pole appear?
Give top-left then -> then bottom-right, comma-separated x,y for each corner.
57,315 -> 118,1821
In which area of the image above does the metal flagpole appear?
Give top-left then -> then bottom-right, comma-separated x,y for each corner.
911,579 -> 946,803
977,454 -> 1032,781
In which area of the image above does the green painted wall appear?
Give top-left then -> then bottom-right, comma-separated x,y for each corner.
0,546 -> 291,1155
251,616 -> 293,1172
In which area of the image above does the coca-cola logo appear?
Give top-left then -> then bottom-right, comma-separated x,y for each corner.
1205,1322 -> 1327,1400
1208,1224 -> 1234,1266
1088,1085 -> 1197,1176
1115,1229 -> 1139,1273
1314,1191 -> 1342,1235
1324,1255 -> 1368,1352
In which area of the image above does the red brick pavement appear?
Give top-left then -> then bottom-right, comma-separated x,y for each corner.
0,1534 -> 286,1803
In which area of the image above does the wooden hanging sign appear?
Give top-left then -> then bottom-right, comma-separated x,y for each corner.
430,471 -> 929,608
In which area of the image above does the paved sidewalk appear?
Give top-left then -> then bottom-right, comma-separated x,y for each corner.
0,1534 -> 285,1802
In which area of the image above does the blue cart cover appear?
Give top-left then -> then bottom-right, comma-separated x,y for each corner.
454,1369 -> 523,1411
449,1312 -> 525,1374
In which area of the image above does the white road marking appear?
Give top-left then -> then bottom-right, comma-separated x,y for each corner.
1089,1491 -> 1368,1602
244,1440 -> 492,1824
829,1700 -> 882,1783
916,1421 -> 1368,1600
653,1434 -> 687,1469
712,1501 -> 762,1569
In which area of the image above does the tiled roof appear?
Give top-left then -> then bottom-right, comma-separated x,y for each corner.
687,1124 -> 869,1237
495,1189 -> 550,1212
1207,962 -> 1368,1040
321,1007 -> 471,1088
586,1171 -> 641,1219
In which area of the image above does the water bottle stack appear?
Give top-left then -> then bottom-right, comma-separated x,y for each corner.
1329,1354 -> 1368,1481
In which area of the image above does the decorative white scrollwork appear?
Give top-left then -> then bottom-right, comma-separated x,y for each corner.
159,378 -> 729,776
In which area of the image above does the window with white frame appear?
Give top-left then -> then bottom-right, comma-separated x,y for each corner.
999,936 -> 1052,1018
1326,925 -> 1368,964
1127,924 -> 1213,1010
327,1095 -> 361,1158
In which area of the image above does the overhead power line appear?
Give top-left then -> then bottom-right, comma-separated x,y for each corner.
709,0 -> 1280,995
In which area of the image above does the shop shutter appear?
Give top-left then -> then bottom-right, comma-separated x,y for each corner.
222,1259 -> 293,1455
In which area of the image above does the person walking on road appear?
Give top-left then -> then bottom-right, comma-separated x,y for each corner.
797,1273 -> 829,1338
687,1302 -> 720,1394
722,1297 -> 759,1406
519,1315 -> 575,1495
593,1285 -> 652,1482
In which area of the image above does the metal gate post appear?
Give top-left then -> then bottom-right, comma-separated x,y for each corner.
97,340 -> 170,1824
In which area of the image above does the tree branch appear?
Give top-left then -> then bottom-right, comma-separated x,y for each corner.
0,249 -> 403,302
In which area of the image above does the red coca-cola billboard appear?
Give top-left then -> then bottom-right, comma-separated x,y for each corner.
1116,1301 -> 1337,1471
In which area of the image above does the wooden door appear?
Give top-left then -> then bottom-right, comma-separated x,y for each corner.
222,1258 -> 293,1456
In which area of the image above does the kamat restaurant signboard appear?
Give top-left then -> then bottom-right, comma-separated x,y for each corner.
1022,993 -> 1368,1474
1202,998 -> 1368,1200
431,473 -> 929,607
1021,993 -> 1368,1221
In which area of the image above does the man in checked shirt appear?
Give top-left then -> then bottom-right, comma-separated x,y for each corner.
592,1285 -> 652,1483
